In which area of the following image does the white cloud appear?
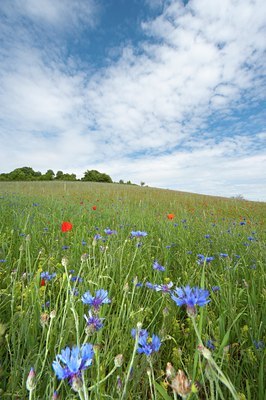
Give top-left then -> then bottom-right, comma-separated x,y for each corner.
0,0 -> 99,29
0,0 -> 265,200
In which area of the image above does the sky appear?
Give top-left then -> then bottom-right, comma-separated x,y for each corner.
0,0 -> 265,201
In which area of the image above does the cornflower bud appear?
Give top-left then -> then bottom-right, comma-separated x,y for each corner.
26,367 -> 36,391
165,362 -> 176,381
50,310 -> 56,319
136,321 -> 142,331
61,256 -> 69,267
114,354 -> 124,368
170,370 -> 191,398
40,313 -> 50,327
198,344 -> 212,360
71,376 -> 83,392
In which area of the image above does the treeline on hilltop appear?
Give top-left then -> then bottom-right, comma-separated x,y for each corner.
0,167 -> 136,185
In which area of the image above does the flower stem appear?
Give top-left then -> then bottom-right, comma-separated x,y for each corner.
120,324 -> 141,400
88,365 -> 117,391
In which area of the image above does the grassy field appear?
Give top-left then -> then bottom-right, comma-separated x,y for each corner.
0,181 -> 265,400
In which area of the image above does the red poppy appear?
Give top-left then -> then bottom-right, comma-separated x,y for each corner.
40,278 -> 46,287
167,213 -> 175,220
61,221 -> 73,232
92,206 -> 97,210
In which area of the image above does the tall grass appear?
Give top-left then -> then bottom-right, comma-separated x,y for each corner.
0,182 -> 265,399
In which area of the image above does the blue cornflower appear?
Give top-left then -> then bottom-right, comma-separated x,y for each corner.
82,289 -> 111,311
62,245 -> 70,250
40,272 -> 56,281
42,301 -> 50,309
253,340 -> 265,350
206,339 -> 216,350
153,260 -> 165,272
94,234 -> 102,240
0,259 -> 7,263
197,254 -> 214,265
70,276 -> 83,283
204,234 -> 211,239
81,240 -> 87,245
154,282 -> 173,293
104,228 -> 117,235
70,288 -> 79,296
52,344 -> 94,388
212,286 -> 220,292
146,282 -> 157,290
171,285 -> 210,315
130,231 -> 148,238
84,310 -> 104,334
131,328 -> 161,356
219,253 -> 228,258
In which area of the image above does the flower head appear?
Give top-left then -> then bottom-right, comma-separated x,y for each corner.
82,289 -> 111,311
104,228 -> 117,235
197,254 -> 214,265
171,285 -> 210,315
130,231 -> 148,238
52,344 -> 94,388
131,328 -> 161,356
153,260 -> 165,272
84,310 -> 104,334
61,222 -> 73,232
154,282 -> 173,293
167,214 -> 175,220
40,272 -> 56,281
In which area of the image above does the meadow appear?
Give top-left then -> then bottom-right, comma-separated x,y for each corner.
0,181 -> 265,400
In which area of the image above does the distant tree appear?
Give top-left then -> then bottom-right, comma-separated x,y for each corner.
8,167 -> 41,181
140,181 -> 145,187
55,171 -> 64,180
0,173 -> 9,181
126,180 -> 132,185
119,179 -> 124,184
63,173 -> 76,181
40,169 -> 55,180
82,170 -> 112,183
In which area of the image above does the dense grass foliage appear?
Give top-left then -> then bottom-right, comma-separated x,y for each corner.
0,182 -> 265,400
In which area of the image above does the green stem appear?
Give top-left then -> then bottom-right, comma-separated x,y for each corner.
190,315 -> 203,346
147,369 -> 155,400
78,389 -> 85,400
81,371 -> 89,400
120,324 -> 141,400
148,358 -> 157,400
88,366 -> 117,391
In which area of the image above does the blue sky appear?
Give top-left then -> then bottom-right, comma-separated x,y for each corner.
0,0 -> 265,201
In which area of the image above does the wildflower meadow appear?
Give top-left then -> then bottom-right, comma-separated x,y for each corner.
0,181 -> 265,399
